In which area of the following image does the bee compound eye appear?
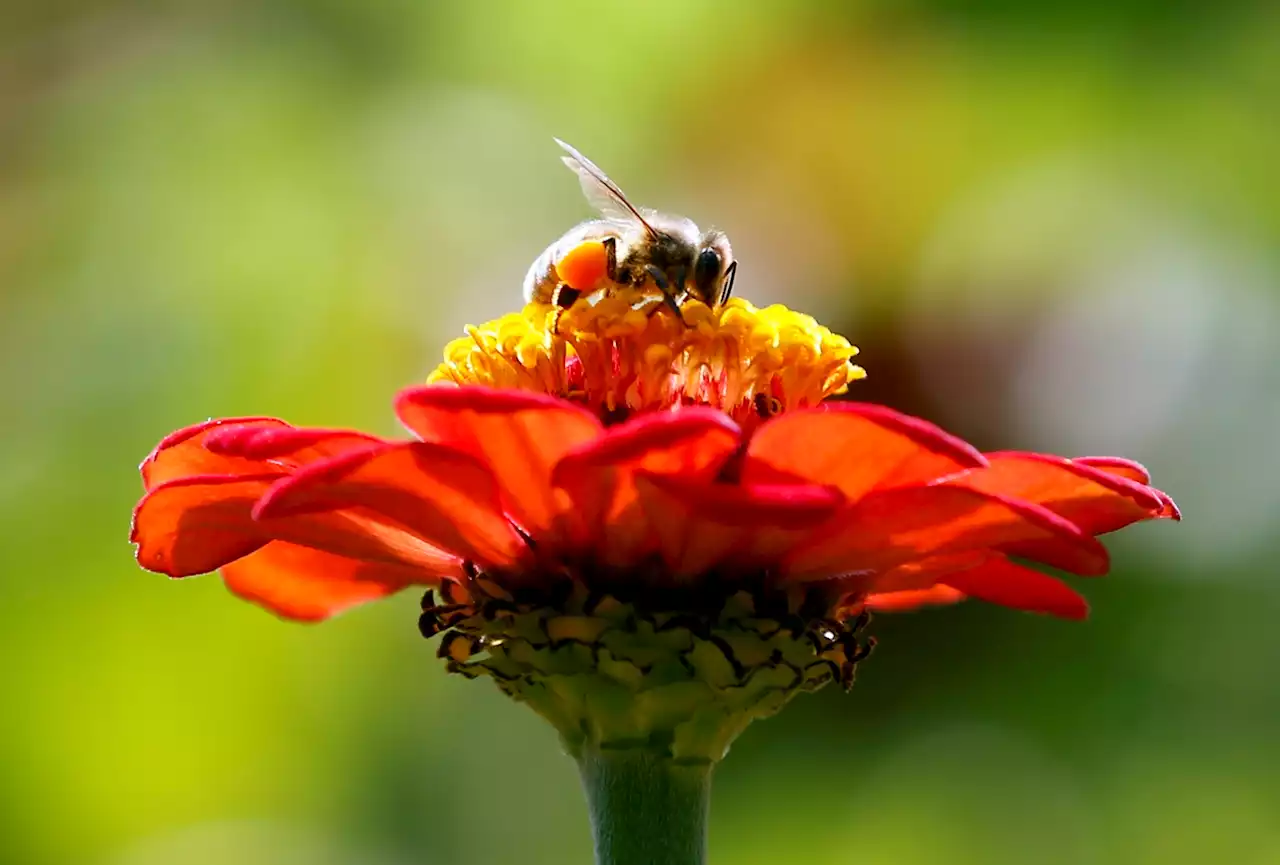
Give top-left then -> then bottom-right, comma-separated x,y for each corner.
693,248 -> 722,296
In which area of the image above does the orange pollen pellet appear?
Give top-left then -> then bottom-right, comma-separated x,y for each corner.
556,241 -> 611,291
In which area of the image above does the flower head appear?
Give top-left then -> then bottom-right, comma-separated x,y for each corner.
132,295 -> 1177,759
429,290 -> 864,429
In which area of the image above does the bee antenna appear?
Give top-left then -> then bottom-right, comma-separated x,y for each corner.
720,260 -> 738,305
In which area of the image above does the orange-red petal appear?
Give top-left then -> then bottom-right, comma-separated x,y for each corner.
1074,457 -> 1180,519
858,551 -> 993,595
1153,490 -> 1182,520
141,418 -> 288,489
635,473 -> 843,579
140,419 -> 384,491
952,453 -> 1169,568
1073,456 -> 1151,484
254,441 -> 527,569
132,473 -> 277,576
203,425 -> 383,462
551,409 -> 741,555
260,510 -> 464,576
967,452 -> 1163,533
395,386 -> 602,536
744,404 -> 986,499
220,542 -> 428,622
864,584 -> 967,612
133,472 -> 463,579
940,556 -> 1089,619
784,484 -> 1108,580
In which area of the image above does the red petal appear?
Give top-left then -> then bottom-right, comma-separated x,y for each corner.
1154,489 -> 1182,521
964,452 -> 1164,534
395,386 -> 602,537
859,551 -> 993,594
263,511 -> 463,576
1073,457 -> 1179,519
140,418 -> 385,491
220,543 -> 428,622
141,418 -> 288,489
864,585 -> 966,612
1073,456 -> 1151,484
133,473 -> 463,579
784,484 -> 1108,580
254,442 -> 527,569
553,409 -> 741,479
635,473 -> 842,579
551,409 -> 742,557
132,474 -> 277,576
745,404 -> 987,500
204,425 -> 383,461
941,556 -> 1089,619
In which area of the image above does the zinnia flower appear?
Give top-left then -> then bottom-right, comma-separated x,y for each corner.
132,290 -> 1177,864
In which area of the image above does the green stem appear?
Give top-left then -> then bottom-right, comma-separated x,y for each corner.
577,749 -> 713,865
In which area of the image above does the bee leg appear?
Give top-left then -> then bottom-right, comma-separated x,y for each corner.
602,236 -> 618,281
662,292 -> 685,322
644,265 -> 687,325
549,284 -> 582,335
552,284 -> 582,309
719,261 -> 738,306
671,264 -> 687,299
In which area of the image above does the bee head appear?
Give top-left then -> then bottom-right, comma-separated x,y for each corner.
689,230 -> 735,307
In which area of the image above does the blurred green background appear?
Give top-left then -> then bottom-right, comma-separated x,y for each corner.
4,1 -> 1279,863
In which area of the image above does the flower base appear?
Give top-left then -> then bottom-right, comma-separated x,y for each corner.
420,571 -> 874,764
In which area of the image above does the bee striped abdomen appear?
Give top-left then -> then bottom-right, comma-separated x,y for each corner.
522,221 -> 617,305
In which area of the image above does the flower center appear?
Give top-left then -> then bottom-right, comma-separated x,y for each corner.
429,291 -> 864,426
420,568 -> 874,764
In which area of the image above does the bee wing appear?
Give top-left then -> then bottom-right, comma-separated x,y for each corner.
555,138 -> 658,237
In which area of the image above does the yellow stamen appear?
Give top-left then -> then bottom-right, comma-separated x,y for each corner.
428,290 -> 865,424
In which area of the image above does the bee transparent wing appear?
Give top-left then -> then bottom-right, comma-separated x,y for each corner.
555,138 -> 657,237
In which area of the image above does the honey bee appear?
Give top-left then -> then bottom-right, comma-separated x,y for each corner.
523,139 -> 737,317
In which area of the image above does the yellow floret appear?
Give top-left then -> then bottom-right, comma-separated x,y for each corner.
428,290 -> 864,424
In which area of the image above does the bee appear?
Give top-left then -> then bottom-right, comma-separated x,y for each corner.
523,139 -> 737,318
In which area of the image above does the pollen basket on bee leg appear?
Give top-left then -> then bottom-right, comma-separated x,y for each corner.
555,241 -> 612,292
